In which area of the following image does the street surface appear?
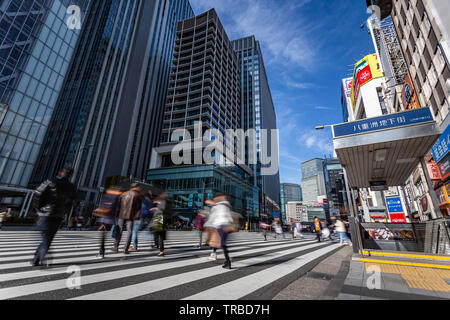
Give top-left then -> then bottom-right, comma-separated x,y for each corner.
0,230 -> 342,300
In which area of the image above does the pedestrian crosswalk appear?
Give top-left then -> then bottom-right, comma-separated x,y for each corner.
0,230 -> 342,300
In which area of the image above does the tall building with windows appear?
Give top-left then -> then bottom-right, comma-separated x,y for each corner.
148,9 -> 259,222
280,183 -> 302,221
301,158 -> 327,204
231,36 -> 280,216
0,0 -> 90,190
31,0 -> 194,207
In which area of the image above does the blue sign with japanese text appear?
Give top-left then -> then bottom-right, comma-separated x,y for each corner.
333,108 -> 434,138
386,197 -> 403,213
431,124 -> 450,164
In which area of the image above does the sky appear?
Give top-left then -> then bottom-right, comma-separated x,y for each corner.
189,0 -> 377,185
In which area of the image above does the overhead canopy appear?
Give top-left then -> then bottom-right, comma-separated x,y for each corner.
333,108 -> 441,188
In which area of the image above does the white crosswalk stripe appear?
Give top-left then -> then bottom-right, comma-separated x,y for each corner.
0,230 -> 342,300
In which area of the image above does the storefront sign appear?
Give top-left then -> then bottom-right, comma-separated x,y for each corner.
333,108 -> 434,138
402,73 -> 420,110
435,186 -> 450,207
431,125 -> 450,164
427,162 -> 442,180
389,213 -> 407,223
437,152 -> 450,182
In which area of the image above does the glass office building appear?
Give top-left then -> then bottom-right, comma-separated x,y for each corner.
232,36 -> 280,216
280,183 -> 302,221
31,0 -> 194,209
0,0 -> 90,188
147,164 -> 259,222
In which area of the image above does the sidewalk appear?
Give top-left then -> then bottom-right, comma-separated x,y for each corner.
337,259 -> 450,300
273,245 -> 354,300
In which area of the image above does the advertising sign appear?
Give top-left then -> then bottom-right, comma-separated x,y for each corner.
402,73 -> 420,110
436,186 -> 450,207
389,213 -> 407,223
350,53 -> 384,110
363,224 -> 415,241
333,108 -> 434,138
427,162 -> 442,180
431,125 -> 450,164
437,152 -> 450,182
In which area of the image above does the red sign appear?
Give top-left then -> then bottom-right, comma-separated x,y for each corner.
427,162 -> 442,180
358,65 -> 373,85
389,213 -> 407,223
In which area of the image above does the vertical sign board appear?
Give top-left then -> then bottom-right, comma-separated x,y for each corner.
431,124 -> 450,164
386,197 -> 406,223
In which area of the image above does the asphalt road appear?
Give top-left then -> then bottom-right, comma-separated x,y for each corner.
0,230 -> 343,300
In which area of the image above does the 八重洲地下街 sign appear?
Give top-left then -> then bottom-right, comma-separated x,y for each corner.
333,108 -> 434,138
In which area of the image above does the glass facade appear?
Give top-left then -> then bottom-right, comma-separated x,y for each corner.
0,0 -> 89,187
31,0 -> 194,209
280,183 -> 302,221
147,165 -> 259,221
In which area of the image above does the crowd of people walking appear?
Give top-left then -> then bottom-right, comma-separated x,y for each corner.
23,166 -> 352,268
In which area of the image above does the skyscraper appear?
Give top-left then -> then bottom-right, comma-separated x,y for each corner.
147,9 -> 259,222
0,0 -> 90,189
231,36 -> 280,216
301,158 -> 327,204
31,0 -> 194,207
280,183 -> 302,221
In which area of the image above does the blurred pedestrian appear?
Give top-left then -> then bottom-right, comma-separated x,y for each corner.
313,217 -> 322,243
259,221 -> 271,241
294,221 -> 303,239
130,190 -> 154,252
335,217 -> 352,246
93,186 -> 123,259
273,220 -> 284,239
113,183 -> 144,255
194,210 -> 207,248
321,219 -> 331,241
31,168 -> 77,267
0,207 -> 11,230
151,193 -> 172,257
205,193 -> 234,269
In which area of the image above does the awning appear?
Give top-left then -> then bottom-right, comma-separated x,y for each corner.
333,108 -> 441,188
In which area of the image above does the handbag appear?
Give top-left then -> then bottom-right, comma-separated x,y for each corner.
151,212 -> 164,232
206,228 -> 221,248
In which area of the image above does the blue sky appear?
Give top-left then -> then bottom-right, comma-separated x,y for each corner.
189,0 -> 377,185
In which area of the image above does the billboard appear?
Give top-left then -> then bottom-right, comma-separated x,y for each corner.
402,73 -> 421,110
350,53 -> 384,110
431,124 -> 450,164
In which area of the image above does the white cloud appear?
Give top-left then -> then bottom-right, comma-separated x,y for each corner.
297,130 -> 334,156
190,0 -> 318,69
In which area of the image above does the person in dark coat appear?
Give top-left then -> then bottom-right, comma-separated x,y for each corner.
93,186 -> 123,258
31,168 -> 78,266
113,183 -> 144,254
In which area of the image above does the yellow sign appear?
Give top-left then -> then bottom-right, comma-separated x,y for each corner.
350,53 -> 384,111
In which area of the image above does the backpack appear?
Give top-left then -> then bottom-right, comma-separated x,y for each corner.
151,211 -> 164,232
